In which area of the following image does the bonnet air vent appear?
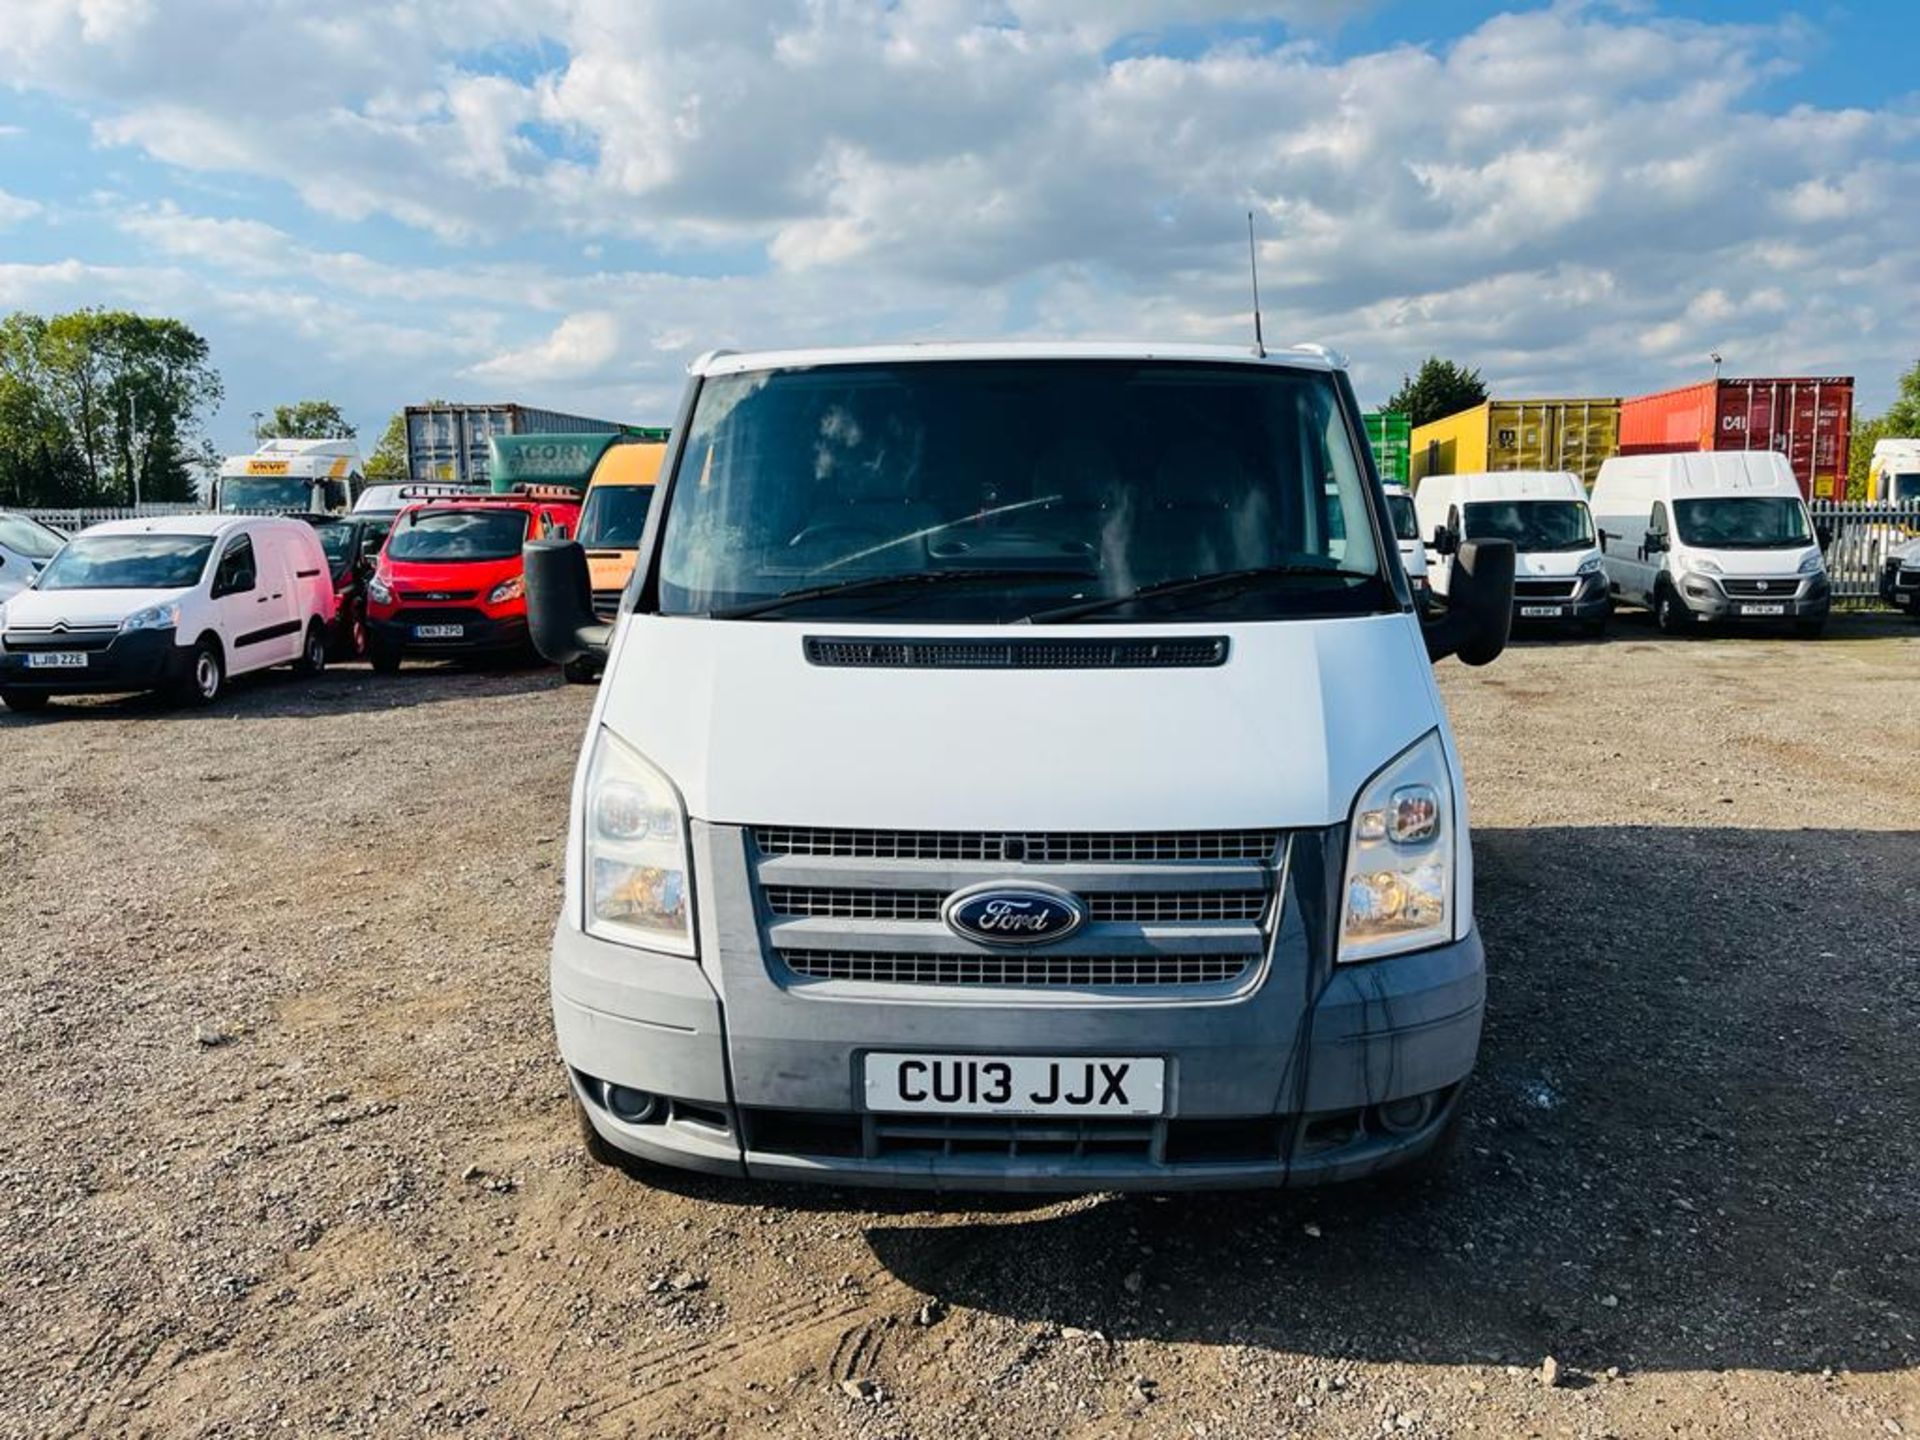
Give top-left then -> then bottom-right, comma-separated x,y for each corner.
803,636 -> 1230,670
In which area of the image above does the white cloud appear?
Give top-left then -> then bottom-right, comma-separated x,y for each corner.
0,189 -> 42,226
468,310 -> 622,381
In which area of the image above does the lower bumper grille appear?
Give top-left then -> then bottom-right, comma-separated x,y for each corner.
778,949 -> 1251,987
740,1109 -> 1291,1165
1513,579 -> 1578,600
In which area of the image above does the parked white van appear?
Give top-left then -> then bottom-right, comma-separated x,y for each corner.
1415,471 -> 1609,635
0,515 -> 336,712
522,341 -> 1518,1193
0,511 -> 66,605
1381,483 -> 1430,610
1590,451 -> 1830,636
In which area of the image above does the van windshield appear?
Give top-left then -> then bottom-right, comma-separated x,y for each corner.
656,360 -> 1387,622
220,476 -> 311,511
0,513 -> 64,560
1890,474 -> 1920,505
36,535 -> 214,590
1385,493 -> 1420,542
388,508 -> 529,562
1462,500 -> 1594,552
579,486 -> 654,549
1673,496 -> 1812,549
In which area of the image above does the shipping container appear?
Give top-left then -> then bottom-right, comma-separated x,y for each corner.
1362,411 -> 1412,485
403,404 -> 632,488
1617,377 -> 1854,500
487,428 -> 670,494
1411,398 -> 1620,490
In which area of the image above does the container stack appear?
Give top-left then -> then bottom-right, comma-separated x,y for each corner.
1411,398 -> 1621,489
1617,377 -> 1853,500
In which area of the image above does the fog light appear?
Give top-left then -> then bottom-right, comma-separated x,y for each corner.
600,1082 -> 658,1124
1375,1092 -> 1435,1136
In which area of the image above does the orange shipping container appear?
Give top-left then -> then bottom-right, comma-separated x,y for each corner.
1617,377 -> 1853,500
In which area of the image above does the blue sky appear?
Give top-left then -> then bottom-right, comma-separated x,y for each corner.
0,1 -> 1914,458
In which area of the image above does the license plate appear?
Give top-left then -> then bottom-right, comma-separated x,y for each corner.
1519,605 -> 1564,618
26,651 -> 87,669
1740,603 -> 1786,616
863,1053 -> 1165,1117
412,624 -> 465,639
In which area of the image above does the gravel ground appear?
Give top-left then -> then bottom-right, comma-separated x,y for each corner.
1,612 -> 1915,1439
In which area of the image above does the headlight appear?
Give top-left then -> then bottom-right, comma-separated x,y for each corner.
1688,556 -> 1723,576
584,727 -> 695,956
367,576 -> 393,605
488,576 -> 524,605
120,601 -> 181,632
1797,549 -> 1824,576
1340,730 -> 1454,964
1577,552 -> 1604,575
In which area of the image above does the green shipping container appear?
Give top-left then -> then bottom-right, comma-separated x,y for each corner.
1363,411 -> 1412,486
488,428 -> 672,494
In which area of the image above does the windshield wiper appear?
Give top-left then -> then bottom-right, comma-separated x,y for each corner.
1022,563 -> 1374,623
708,567 -> 1096,620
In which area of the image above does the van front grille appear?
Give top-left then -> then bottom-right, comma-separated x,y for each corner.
763,886 -> 1266,924
803,635 -> 1229,670
752,828 -> 1282,864
1513,579 -> 1577,600
1720,578 -> 1800,599
2,626 -> 120,653
778,949 -> 1252,988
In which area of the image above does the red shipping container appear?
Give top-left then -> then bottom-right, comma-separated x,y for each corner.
1618,377 -> 1854,499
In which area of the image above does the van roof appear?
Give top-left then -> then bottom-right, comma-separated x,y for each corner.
1600,450 -> 1800,495
80,513 -> 287,539
588,439 -> 668,490
1436,471 -> 1584,501
690,340 -> 1344,378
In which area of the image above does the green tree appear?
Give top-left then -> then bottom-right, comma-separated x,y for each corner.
364,409 -> 410,481
1384,357 -> 1490,429
267,399 -> 355,439
17,309 -> 224,504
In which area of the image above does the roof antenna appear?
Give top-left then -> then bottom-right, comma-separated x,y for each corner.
1246,211 -> 1266,358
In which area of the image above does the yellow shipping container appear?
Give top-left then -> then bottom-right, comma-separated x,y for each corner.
1411,398 -> 1621,489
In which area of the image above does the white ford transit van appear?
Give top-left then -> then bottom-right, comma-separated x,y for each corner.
1415,471 -> 1609,635
0,515 -> 336,712
1590,451 -> 1830,635
1381,483 -> 1430,610
525,342 -> 1515,1192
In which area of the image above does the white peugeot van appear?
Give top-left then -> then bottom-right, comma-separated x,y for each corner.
0,514 -> 336,712
1381,483 -> 1430,611
1415,471 -> 1609,636
524,342 -> 1515,1192
1590,451 -> 1830,636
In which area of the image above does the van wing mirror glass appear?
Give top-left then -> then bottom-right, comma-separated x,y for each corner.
1816,522 -> 1834,552
524,539 -> 612,666
1422,538 -> 1514,667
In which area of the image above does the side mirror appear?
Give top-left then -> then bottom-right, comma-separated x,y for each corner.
1431,524 -> 1458,557
1643,531 -> 1667,555
1816,522 -> 1834,552
525,539 -> 612,666
1595,528 -> 1610,553
1423,539 -> 1514,667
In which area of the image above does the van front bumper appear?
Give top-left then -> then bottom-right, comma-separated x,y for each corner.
1675,573 -> 1830,622
367,611 -> 530,655
0,628 -> 193,694
551,910 -> 1486,1193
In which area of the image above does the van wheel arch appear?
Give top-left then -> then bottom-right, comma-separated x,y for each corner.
172,633 -> 227,706
293,618 -> 328,676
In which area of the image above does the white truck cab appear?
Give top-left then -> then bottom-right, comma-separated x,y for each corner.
1590,451 -> 1830,636
0,511 -> 66,605
1868,439 -> 1920,505
523,341 -> 1515,1192
1415,470 -> 1609,636
1381,483 -> 1430,610
215,438 -> 364,514
0,515 -> 336,712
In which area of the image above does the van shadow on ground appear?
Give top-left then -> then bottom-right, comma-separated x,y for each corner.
856,824 -> 1919,1377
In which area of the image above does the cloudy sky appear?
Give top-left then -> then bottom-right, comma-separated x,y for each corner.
1,0 -> 1914,451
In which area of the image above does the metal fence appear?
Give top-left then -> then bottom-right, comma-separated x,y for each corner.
20,503 -> 206,533
1811,500 -> 1920,602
